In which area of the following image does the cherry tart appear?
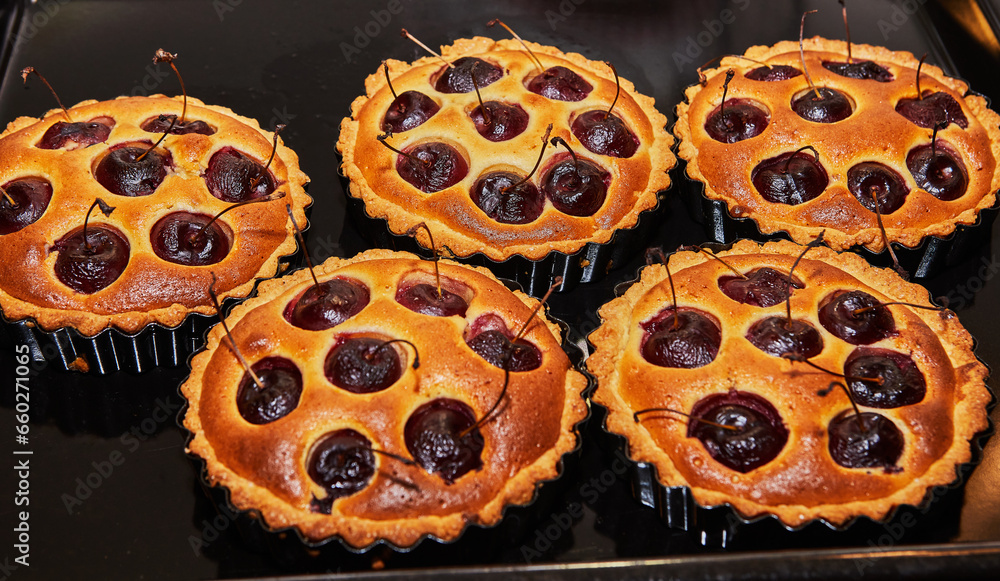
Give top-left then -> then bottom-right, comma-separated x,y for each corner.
181,249 -> 587,548
0,95 -> 310,336
675,38 -> 1000,254
338,37 -> 674,262
588,239 -> 990,528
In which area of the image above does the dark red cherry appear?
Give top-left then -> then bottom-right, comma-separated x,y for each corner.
94,142 -> 170,197
469,101 -> 529,142
465,314 -> 541,371
818,290 -> 895,345
205,147 -> 276,203
382,90 -> 440,132
307,429 -> 375,513
324,337 -> 402,394
906,142 -> 968,201
0,177 -> 52,234
527,66 -> 593,101
404,398 -> 484,483
847,162 -> 909,214
52,225 -> 130,294
235,356 -> 303,424
150,212 -> 230,266
284,278 -> 370,331
822,60 -> 893,82
746,316 -> 823,358
37,116 -> 114,149
395,281 -> 469,317
844,348 -> 926,408
571,110 -> 639,158
395,142 -> 469,193
689,391 -> 788,473
751,150 -> 829,205
471,171 -> 543,224
640,308 -> 722,369
140,115 -> 215,135
828,411 -> 903,470
895,91 -> 968,129
745,65 -> 802,81
541,154 -> 610,217
434,57 -> 503,93
718,268 -> 803,308
791,88 -> 853,123
705,98 -> 769,143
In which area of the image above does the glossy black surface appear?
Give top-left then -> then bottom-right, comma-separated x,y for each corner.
1,1 -> 999,580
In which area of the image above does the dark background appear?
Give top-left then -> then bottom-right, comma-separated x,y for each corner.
0,0 -> 999,579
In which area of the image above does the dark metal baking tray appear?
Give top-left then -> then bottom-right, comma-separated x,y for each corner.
1,0 -> 998,579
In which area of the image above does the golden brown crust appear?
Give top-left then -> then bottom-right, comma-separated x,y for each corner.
589,239 -> 990,526
337,37 -> 674,261
182,249 -> 588,547
0,95 -> 311,336
675,38 -> 1000,252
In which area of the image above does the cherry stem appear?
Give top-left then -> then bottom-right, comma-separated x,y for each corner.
488,19 -> 544,72
153,49 -> 186,123
0,186 -> 17,209
931,120 -> 947,156
720,69 -> 735,119
783,353 -> 882,384
136,114 -> 177,162
633,407 -> 740,432
191,191 -> 285,244
514,277 -> 562,341
604,61 -> 621,119
697,54 -> 768,85
504,124 -> 552,193
870,187 -> 906,279
786,231 -> 825,324
367,447 -> 417,466
383,61 -> 398,99
374,338 -> 420,370
817,381 -> 866,431
250,124 -> 285,190
550,136 -> 581,175
471,63 -> 491,126
916,53 -> 927,100
645,248 -> 680,331
400,29 -> 454,69
21,67 -> 71,122
82,198 -> 115,254
782,145 -> 820,175
209,272 -> 264,391
682,245 -> 747,279
839,0 -> 852,64
853,301 -> 943,316
284,203 -> 319,288
799,10 -> 821,99
406,222 -> 442,298
461,277 -> 562,440
378,131 -> 430,167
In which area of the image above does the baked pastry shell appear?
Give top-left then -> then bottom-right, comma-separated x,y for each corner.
0,95 -> 311,371
674,38 -> 1000,263
587,239 -> 993,530
180,249 -> 590,550
337,37 -> 675,288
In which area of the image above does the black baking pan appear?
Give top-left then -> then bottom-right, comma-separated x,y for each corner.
0,0 -> 998,579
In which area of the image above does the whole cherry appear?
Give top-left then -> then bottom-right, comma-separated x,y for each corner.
52,198 -> 129,294
0,178 -> 52,235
